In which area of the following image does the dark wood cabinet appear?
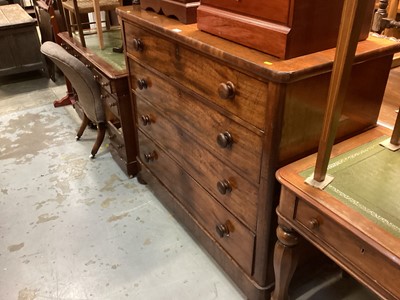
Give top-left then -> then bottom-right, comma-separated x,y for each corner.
117,6 -> 399,299
0,4 -> 46,76
197,0 -> 376,59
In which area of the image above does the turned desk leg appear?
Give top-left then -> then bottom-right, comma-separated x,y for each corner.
271,225 -> 299,300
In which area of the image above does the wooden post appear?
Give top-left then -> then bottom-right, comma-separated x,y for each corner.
312,0 -> 372,183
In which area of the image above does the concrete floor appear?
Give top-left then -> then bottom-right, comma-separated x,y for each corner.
0,71 -> 378,300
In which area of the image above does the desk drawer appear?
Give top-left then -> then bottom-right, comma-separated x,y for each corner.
101,90 -> 119,118
138,131 -> 255,275
295,200 -> 400,296
107,121 -> 126,161
125,23 -> 268,129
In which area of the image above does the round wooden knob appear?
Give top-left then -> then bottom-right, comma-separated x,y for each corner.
218,81 -> 235,99
217,179 -> 232,195
137,79 -> 147,90
93,75 -> 99,81
216,224 -> 230,238
133,38 -> 144,52
309,218 -> 319,229
141,115 -> 151,126
217,131 -> 233,148
144,151 -> 156,162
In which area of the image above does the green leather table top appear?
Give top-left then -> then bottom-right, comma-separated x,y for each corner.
79,29 -> 125,72
301,136 -> 400,238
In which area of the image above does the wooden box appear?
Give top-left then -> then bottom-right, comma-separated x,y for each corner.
0,4 -> 46,76
197,0 -> 376,59
140,0 -> 199,24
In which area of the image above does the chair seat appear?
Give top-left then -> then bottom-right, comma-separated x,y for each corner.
62,0 -> 120,13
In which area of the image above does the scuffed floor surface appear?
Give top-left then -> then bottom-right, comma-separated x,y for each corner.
0,72 -> 246,300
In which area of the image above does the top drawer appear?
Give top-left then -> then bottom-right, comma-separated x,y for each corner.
124,22 -> 268,130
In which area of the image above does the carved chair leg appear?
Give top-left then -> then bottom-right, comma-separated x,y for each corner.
76,113 -> 90,140
271,225 -> 299,300
90,122 -> 106,158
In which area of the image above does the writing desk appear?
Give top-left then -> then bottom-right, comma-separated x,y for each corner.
273,126 -> 400,299
58,30 -> 138,177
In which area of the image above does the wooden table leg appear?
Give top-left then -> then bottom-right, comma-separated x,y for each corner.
271,225 -> 299,300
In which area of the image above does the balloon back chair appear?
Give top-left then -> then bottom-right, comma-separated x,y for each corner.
40,41 -> 106,158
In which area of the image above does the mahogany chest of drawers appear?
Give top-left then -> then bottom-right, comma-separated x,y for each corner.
197,0 -> 376,59
117,6 -> 399,299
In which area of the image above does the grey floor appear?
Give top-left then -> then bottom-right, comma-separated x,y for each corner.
0,71 -> 378,300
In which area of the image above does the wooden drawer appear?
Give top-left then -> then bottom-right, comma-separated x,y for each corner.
107,121 -> 126,161
137,98 -> 259,229
131,61 -> 263,176
125,24 -> 269,130
101,90 -> 119,119
295,200 -> 400,296
138,131 -> 256,275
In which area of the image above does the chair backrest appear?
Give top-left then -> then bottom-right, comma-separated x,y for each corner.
40,41 -> 105,123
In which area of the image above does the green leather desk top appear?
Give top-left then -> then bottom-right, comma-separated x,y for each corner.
301,136 -> 400,238
79,29 -> 125,72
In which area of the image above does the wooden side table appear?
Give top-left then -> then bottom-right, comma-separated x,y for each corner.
272,126 -> 400,299
0,4 -> 47,76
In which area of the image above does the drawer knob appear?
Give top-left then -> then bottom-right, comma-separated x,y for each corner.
217,179 -> 232,195
216,223 -> 230,238
110,102 -> 117,107
93,75 -> 99,81
133,38 -> 144,52
137,79 -> 148,90
141,115 -> 151,126
217,131 -> 233,148
101,81 -> 109,87
309,218 -> 319,229
218,81 -> 235,99
100,94 -> 109,99
85,64 -> 91,68
144,151 -> 156,162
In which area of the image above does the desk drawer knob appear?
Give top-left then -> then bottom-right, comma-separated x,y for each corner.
216,223 -> 230,238
110,102 -> 117,107
217,179 -> 232,195
218,81 -> 235,99
141,115 -> 151,126
309,218 -> 319,229
100,94 -> 109,99
137,79 -> 147,90
217,131 -> 233,148
133,38 -> 144,52
101,81 -> 109,87
93,75 -> 100,81
144,151 -> 156,162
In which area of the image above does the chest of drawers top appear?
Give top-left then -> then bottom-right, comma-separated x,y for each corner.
118,7 -> 399,83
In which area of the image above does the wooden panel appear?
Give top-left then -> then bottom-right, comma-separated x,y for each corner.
200,0 -> 290,24
138,131 -> 256,275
